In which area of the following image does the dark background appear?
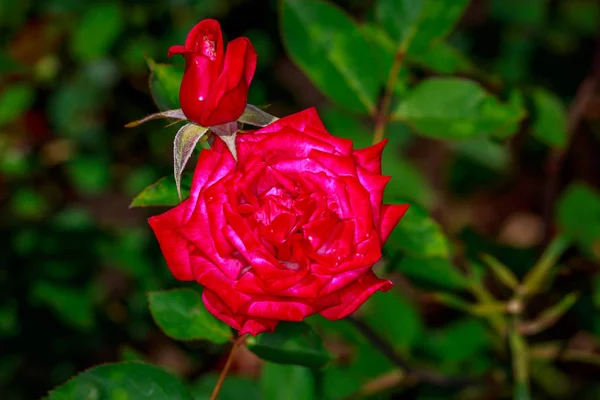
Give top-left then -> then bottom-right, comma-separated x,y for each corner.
2,0 -> 600,399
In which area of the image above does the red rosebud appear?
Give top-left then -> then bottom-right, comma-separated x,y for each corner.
149,108 -> 409,336
169,19 -> 257,127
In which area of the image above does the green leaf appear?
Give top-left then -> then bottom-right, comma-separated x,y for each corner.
0,301 -> 19,338
210,121 -> 238,161
66,156 -> 111,196
130,174 -> 192,208
386,203 -> 450,258
238,104 -> 279,127
408,41 -> 474,74
531,88 -> 568,149
31,282 -> 95,331
530,360 -> 570,399
383,157 -> 436,209
150,62 -> 184,111
191,375 -> 261,400
260,363 -> 316,400
431,292 -> 507,317
451,138 -> 512,172
148,289 -> 232,343
173,123 -> 209,200
281,0 -> 380,113
379,132 -> 435,209
395,256 -> 468,290
522,234 -> 571,296
376,0 -> 470,54
119,346 -> 145,363
361,291 -> 423,351
480,253 -> 519,289
247,321 -> 333,368
0,84 -> 35,125
360,24 -> 400,86
0,51 -> 24,75
520,292 -> 579,335
490,0 -> 547,26
392,77 -> 525,139
493,90 -> 527,139
560,0 -> 600,36
556,183 -> 600,259
423,318 -> 491,364
45,362 -> 193,400
70,3 -> 124,61
10,187 -> 49,220
125,109 -> 187,128
319,107 -> 372,148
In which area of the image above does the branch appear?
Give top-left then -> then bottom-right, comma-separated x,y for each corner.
373,50 -> 405,144
542,36 -> 600,243
209,333 -> 248,400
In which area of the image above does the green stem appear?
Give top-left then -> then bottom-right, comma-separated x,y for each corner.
373,49 -> 405,144
509,312 -> 531,400
521,234 -> 571,297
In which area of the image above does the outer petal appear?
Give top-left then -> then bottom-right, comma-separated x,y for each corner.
185,142 -> 234,220
356,167 -> 390,230
353,139 -> 387,175
319,271 -> 392,320
178,54 -> 218,124
201,37 -> 257,126
242,295 -> 338,321
148,204 -> 194,281
202,289 -> 278,336
379,204 -> 410,245
256,107 -> 325,135
167,45 -> 186,57
182,19 -> 224,66
239,319 -> 278,336
239,108 -> 354,155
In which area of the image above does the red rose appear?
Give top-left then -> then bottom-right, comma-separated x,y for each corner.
168,19 -> 257,127
149,108 -> 409,336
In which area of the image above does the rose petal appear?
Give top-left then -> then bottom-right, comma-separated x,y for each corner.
203,289 -> 278,336
317,265 -> 371,296
235,271 -> 329,299
183,19 -> 223,66
353,139 -> 387,175
243,108 -> 353,155
255,108 -> 326,135
251,129 -> 338,160
303,216 -> 338,250
201,37 -> 257,126
379,204 -> 410,245
191,254 -> 253,312
340,176 -> 373,239
167,45 -> 186,57
185,144 -> 234,221
239,318 -> 278,336
319,271 -> 392,320
355,167 -> 390,230
148,204 -> 194,281
242,291 -> 339,321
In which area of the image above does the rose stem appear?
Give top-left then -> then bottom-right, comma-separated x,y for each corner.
209,333 -> 249,400
372,49 -> 405,145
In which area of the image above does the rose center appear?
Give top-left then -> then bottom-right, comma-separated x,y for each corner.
249,188 -> 323,267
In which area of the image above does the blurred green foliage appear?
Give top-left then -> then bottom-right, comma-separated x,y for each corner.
2,0 -> 600,399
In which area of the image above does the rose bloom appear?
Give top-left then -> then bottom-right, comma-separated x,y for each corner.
149,108 -> 408,335
168,19 -> 257,127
